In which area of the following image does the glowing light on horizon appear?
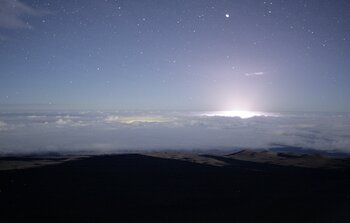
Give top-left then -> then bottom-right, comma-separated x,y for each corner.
201,110 -> 266,119
105,115 -> 173,124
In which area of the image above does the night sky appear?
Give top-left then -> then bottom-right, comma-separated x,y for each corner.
1,0 -> 350,112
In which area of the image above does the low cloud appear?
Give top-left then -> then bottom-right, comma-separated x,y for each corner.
55,116 -> 89,127
56,118 -> 73,126
105,115 -> 174,124
0,111 -> 350,155
0,120 -> 7,131
244,72 -> 264,77
0,0 -> 48,30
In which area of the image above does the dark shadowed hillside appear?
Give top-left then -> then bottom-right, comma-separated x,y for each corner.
1,153 -> 350,223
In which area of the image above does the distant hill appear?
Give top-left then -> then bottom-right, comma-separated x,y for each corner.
226,149 -> 350,169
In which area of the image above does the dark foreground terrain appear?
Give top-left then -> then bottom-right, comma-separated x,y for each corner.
1,152 -> 350,223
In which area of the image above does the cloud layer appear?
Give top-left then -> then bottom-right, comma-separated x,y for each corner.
0,111 -> 350,155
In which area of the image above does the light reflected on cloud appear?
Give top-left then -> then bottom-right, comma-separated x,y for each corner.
105,115 -> 174,124
201,110 -> 277,119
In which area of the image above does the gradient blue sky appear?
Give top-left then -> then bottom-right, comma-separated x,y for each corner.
1,0 -> 350,112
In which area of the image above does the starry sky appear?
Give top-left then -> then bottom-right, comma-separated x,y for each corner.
1,0 -> 350,112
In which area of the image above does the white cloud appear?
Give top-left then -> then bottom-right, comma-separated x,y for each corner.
105,115 -> 174,124
1,111 -> 350,155
244,71 -> 264,77
0,0 -> 48,29
0,120 -> 7,131
55,118 -> 73,126
54,116 -> 89,127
